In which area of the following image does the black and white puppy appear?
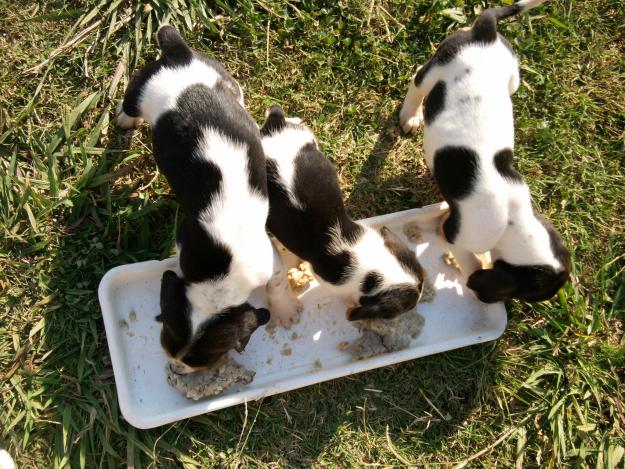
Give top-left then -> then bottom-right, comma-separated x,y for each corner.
118,26 -> 299,373
399,0 -> 570,303
260,105 -> 425,321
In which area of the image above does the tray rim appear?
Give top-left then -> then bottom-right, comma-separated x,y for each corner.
98,202 -> 507,428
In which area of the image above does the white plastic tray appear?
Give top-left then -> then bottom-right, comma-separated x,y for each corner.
98,203 -> 507,428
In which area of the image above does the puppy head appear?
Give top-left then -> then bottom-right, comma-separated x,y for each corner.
348,283 -> 420,321
156,270 -> 270,373
467,260 -> 569,304
347,226 -> 424,321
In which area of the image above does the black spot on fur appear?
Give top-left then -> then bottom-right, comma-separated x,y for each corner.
158,270 -> 191,358
433,146 -> 479,201
177,217 -> 232,283
442,203 -> 461,244
361,271 -> 383,294
424,81 -> 446,125
494,148 -> 523,183
349,284 -> 419,321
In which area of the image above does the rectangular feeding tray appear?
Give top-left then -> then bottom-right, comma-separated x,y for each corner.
98,202 -> 507,428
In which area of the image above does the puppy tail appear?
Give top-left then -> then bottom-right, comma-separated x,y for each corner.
156,24 -> 193,64
260,105 -> 287,136
472,0 -> 548,42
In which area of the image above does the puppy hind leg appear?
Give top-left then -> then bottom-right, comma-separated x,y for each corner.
399,75 -> 425,134
266,240 -> 304,328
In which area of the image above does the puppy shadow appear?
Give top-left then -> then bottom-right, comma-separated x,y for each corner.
345,104 -> 438,220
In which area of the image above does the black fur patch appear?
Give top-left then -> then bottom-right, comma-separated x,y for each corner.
158,270 -> 191,359
265,136 -> 363,286
442,203 -> 461,244
433,146 -> 479,201
349,284 -> 419,321
494,148 -> 523,183
424,80 -> 446,125
472,11 -> 498,43
177,217 -> 232,283
361,271 -> 383,294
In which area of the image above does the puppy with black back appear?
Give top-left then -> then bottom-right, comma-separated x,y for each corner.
260,105 -> 426,321
399,0 -> 570,303
117,26 -> 301,374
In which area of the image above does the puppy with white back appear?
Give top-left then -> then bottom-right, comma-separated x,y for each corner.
117,26 -> 300,374
399,0 -> 570,303
260,105 -> 426,321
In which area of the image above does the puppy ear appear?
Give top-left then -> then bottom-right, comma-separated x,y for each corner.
348,304 -> 389,321
348,286 -> 419,321
467,264 -> 517,303
234,307 -> 271,353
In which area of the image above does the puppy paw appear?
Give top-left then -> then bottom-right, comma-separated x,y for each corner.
399,107 -> 423,134
268,295 -> 303,328
115,101 -> 143,129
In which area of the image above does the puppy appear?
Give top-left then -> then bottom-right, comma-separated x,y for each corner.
399,0 -> 570,303
118,26 -> 299,373
260,105 -> 425,321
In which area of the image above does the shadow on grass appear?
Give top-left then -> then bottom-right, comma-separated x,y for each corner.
345,104 -> 438,220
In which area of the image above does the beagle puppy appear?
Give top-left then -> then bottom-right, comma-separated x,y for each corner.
261,105 -> 425,321
117,26 -> 299,373
399,0 -> 570,303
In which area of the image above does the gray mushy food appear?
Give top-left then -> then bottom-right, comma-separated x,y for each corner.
165,359 -> 255,400
349,311 -> 426,359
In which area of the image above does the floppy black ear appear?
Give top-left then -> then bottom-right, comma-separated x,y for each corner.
234,307 -> 271,353
158,270 -> 186,321
467,265 -> 517,303
348,304 -> 392,321
348,286 -> 419,321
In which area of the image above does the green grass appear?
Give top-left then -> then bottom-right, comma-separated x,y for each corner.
1,0 -> 624,467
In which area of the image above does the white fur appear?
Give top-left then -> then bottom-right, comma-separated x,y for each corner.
138,60 -> 221,125
320,224 -> 418,303
185,128 -> 274,332
261,126 -> 316,210
400,32 -> 563,276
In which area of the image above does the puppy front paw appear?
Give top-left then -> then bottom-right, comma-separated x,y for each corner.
399,106 -> 423,134
268,295 -> 303,328
115,101 -> 143,129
